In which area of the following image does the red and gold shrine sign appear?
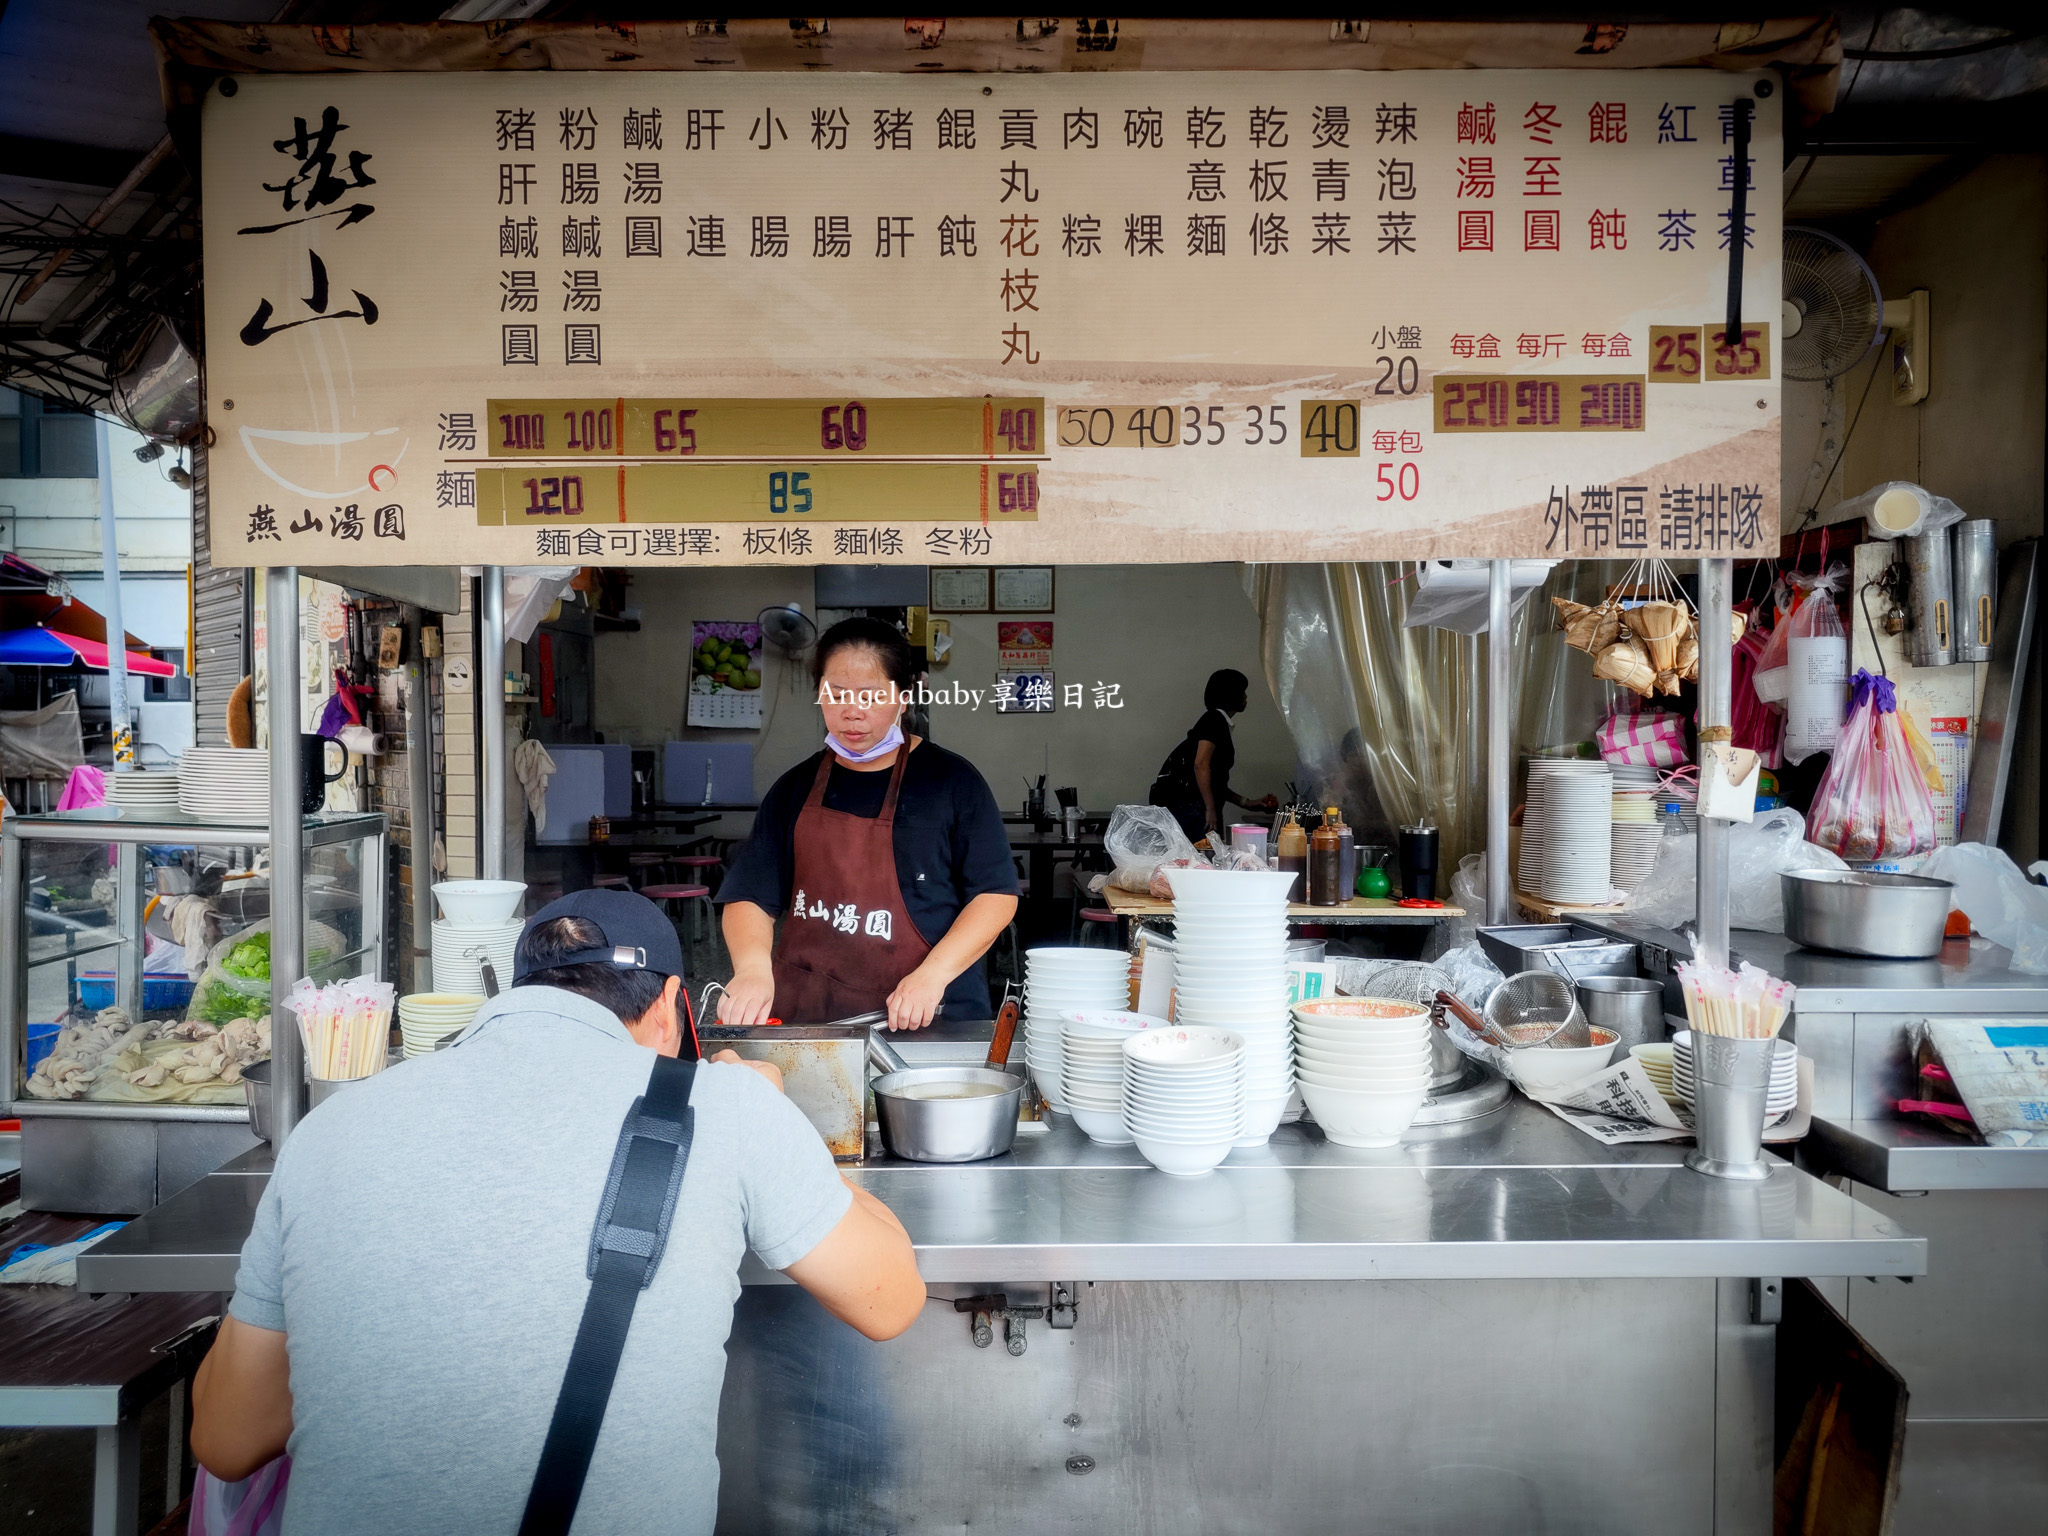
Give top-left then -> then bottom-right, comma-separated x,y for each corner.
201,69 -> 1780,567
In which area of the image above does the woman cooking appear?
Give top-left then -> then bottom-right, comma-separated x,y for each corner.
1149,668 -> 1278,842
715,617 -> 1020,1031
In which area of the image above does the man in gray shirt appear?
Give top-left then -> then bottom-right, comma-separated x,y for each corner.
190,889 -> 924,1533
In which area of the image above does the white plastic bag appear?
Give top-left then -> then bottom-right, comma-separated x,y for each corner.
1916,843 -> 2048,973
1630,808 -> 1849,934
1833,480 -> 1968,543
1096,804 -> 1207,896
1783,570 -> 1849,765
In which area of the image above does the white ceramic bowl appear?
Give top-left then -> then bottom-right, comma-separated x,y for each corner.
1294,1038 -> 1434,1066
1061,1010 -> 1169,1033
1131,1134 -> 1237,1177
1293,997 -> 1432,1023
1296,1064 -> 1431,1094
1297,1081 -> 1430,1148
1123,1026 -> 1245,1070
432,880 -> 527,924
1069,1105 -> 1136,1145
1505,1027 -> 1621,1094
1163,867 -> 1301,904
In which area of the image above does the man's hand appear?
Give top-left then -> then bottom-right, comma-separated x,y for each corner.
718,961 -> 776,1031
709,1048 -> 784,1093
885,965 -> 947,1032
192,1316 -> 293,1482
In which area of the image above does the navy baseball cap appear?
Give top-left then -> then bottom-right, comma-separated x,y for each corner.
513,888 -> 687,983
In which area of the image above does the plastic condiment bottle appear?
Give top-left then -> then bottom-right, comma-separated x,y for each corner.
1309,808 -> 1345,907
1276,814 -> 1308,902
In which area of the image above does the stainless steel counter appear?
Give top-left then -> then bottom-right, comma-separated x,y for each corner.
1584,913 -> 2048,1013
76,1102 -> 1924,1293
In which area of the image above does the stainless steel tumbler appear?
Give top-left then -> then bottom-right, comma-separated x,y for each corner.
1684,1033 -> 1776,1181
1905,528 -> 1953,668
1952,519 -> 1997,663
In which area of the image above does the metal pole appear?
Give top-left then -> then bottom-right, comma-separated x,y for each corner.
1695,559 -> 1734,962
406,609 -> 437,992
479,567 -> 507,881
265,565 -> 305,1144
93,415 -> 134,770
1485,559 -> 1512,925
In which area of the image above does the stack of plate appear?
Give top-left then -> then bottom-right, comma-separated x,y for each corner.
1610,775 -> 1665,893
1673,1031 -> 1798,1121
1121,1025 -> 1246,1177
1291,998 -> 1435,1148
1163,866 -> 1299,1146
106,770 -> 181,816
1528,761 -> 1614,903
398,993 -> 485,1058
1058,1012 -> 1167,1145
177,748 -> 272,824
432,917 -> 522,994
1628,1042 -> 1681,1106
1021,947 -> 1129,1111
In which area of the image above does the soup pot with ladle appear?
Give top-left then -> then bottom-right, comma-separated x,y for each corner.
864,995 -> 1024,1163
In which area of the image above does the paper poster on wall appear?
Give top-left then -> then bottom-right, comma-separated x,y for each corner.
200,69 -> 1782,568
687,620 -> 764,729
995,619 -> 1055,713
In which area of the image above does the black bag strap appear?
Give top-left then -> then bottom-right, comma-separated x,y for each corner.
519,1052 -> 697,1536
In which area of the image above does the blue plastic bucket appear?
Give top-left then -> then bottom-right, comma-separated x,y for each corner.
25,1023 -> 59,1072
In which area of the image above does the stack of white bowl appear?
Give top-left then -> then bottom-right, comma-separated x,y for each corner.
1674,1030 -> 1798,1122
1527,761 -> 1614,903
1121,1025 -> 1247,1177
1021,947 -> 1129,1111
106,770 -> 181,817
1058,1011 -> 1168,1145
178,748 -> 272,823
1609,766 -> 1664,894
398,993 -> 485,1058
1163,866 -> 1298,1145
432,919 -> 521,993
1291,998 -> 1435,1148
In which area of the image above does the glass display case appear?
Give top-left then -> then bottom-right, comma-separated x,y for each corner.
1,808 -> 387,1119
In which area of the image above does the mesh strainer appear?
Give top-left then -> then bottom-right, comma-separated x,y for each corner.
1485,970 -> 1590,1049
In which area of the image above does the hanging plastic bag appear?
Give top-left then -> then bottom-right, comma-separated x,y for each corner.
1781,566 -> 1850,765
1631,807 -> 1848,933
1832,480 -> 1968,543
1807,671 -> 1938,862
1730,615 -> 1784,768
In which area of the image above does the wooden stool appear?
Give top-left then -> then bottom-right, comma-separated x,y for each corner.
642,883 -> 714,949
591,874 -> 631,890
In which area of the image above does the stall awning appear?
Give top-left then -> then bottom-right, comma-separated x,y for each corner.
0,627 -> 178,677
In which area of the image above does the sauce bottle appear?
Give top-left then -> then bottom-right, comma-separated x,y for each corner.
1275,813 -> 1308,902
1309,807 -> 1344,906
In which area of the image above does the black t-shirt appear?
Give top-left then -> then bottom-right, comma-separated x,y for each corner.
1157,709 -> 1236,806
717,741 -> 1019,1017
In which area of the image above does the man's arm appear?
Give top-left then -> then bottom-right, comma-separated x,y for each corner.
781,1179 -> 925,1341
191,1315 -> 294,1481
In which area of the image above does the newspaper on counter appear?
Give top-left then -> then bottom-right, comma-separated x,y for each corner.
1523,1056 -> 1697,1145
1926,1020 -> 2048,1147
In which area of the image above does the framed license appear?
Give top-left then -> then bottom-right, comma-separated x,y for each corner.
929,566 -> 992,613
993,567 -> 1056,613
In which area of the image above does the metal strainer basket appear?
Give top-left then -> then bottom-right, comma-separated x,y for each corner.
1485,970 -> 1590,1049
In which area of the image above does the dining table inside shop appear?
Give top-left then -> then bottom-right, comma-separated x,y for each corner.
1007,825 -> 1107,941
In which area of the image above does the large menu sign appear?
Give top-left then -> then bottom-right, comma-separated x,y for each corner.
201,70 -> 1781,567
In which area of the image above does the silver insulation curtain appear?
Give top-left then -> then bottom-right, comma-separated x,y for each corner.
1245,561 -> 1638,873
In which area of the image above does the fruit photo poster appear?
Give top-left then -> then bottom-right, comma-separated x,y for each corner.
687,620 -> 765,730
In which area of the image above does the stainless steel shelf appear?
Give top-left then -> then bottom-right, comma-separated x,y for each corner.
3,810 -> 385,851
1805,1116 -> 2048,1192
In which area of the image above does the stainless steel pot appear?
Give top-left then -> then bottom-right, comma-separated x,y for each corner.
868,1026 -> 1024,1163
1782,869 -> 1954,959
1574,975 -> 1664,1051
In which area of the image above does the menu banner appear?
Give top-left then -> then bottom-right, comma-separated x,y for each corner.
201,70 -> 1781,567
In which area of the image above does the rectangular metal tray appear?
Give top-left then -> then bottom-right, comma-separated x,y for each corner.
1477,923 -> 1639,981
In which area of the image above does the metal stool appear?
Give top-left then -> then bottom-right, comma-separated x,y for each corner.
675,853 -> 724,896
1075,905 -> 1122,949
643,883 -> 714,949
628,852 -> 674,888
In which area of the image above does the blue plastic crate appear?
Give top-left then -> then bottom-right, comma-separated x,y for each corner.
75,973 -> 198,1012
